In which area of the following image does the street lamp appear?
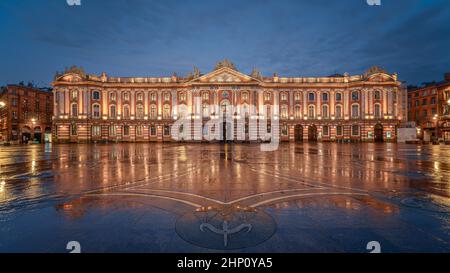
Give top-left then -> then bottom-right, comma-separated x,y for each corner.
0,101 -> 5,108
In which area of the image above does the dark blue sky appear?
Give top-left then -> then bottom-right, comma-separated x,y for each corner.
0,0 -> 449,87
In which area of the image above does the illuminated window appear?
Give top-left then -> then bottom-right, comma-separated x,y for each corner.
136,104 -> 144,119
110,105 -> 116,118
70,124 -> 77,136
351,104 -> 360,118
335,105 -> 342,119
150,92 -> 156,101
281,92 -> 287,101
294,92 -> 301,101
123,92 -> 130,101
322,104 -> 329,118
109,126 -> 116,137
336,125 -> 343,136
92,104 -> 100,118
150,104 -> 157,119
264,92 -> 271,101
164,92 -> 170,102
123,105 -> 130,119
110,92 -> 116,101
136,126 -> 143,136
202,92 -> 209,101
163,104 -> 171,119
92,125 -> 101,136
281,105 -> 288,119
374,103 -> 381,118
295,105 -> 301,118
323,125 -> 329,136
137,92 -> 143,101
71,103 -> 78,117
242,92 -> 248,101
308,105 -> 315,118
335,93 -> 342,101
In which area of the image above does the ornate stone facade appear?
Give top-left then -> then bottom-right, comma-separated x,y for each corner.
52,61 -> 403,143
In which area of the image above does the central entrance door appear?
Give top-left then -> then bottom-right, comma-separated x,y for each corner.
374,123 -> 384,142
294,125 -> 303,142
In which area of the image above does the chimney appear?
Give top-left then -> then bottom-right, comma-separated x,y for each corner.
445,73 -> 450,81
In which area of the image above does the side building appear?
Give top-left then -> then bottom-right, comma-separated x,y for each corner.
407,73 -> 450,142
0,84 -> 53,143
51,61 -> 404,143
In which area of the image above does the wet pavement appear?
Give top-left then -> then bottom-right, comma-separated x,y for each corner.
0,143 -> 449,253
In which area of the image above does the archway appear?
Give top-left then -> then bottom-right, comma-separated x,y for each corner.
374,123 -> 383,142
294,125 -> 303,142
34,127 -> 42,143
21,126 -> 31,144
308,125 -> 317,142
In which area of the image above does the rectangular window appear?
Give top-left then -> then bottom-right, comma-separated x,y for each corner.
336,126 -> 343,136
92,125 -> 101,136
124,125 -> 130,136
150,125 -> 156,136
323,126 -> 329,136
109,126 -> 116,137
136,126 -> 143,136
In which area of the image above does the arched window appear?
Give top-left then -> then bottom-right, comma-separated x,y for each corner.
137,92 -> 143,102
351,91 -> 359,101
123,105 -> 130,119
351,104 -> 360,118
322,104 -> 329,118
109,105 -> 116,118
264,92 -> 271,101
150,92 -> 156,101
308,92 -> 315,101
92,104 -> 100,118
295,105 -> 301,119
335,93 -> 342,101
281,92 -> 288,101
294,92 -> 301,101
150,104 -> 157,119
308,105 -> 315,118
163,104 -> 171,119
336,125 -> 343,136
136,104 -> 144,119
374,90 -> 381,100
335,105 -> 342,119
92,91 -> 100,100
374,103 -> 381,118
322,125 -> 329,136
71,103 -> 78,117
280,105 -> 288,119
322,93 -> 329,101
202,92 -> 209,101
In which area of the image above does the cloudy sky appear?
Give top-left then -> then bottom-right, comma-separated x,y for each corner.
0,0 -> 449,87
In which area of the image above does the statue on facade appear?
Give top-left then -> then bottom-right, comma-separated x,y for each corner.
250,67 -> 262,79
214,59 -> 237,71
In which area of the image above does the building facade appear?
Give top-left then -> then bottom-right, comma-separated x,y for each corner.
52,61 -> 403,143
0,84 -> 53,143
408,74 -> 450,142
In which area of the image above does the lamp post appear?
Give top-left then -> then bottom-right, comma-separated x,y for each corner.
0,101 -> 7,143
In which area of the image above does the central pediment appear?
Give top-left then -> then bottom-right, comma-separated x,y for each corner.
189,67 -> 260,84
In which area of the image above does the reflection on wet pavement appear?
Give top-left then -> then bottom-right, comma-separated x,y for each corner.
0,143 -> 449,252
